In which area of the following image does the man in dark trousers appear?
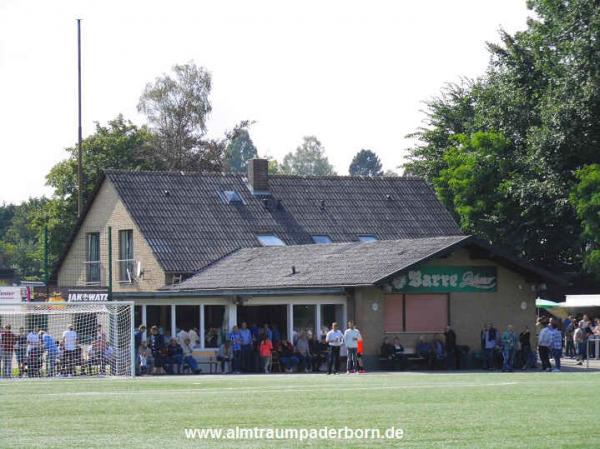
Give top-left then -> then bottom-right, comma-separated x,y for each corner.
444,325 -> 457,369
325,322 -> 344,375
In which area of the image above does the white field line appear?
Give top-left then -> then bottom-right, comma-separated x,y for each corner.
10,381 -> 520,397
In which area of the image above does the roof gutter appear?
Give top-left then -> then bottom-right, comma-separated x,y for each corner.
113,287 -> 346,299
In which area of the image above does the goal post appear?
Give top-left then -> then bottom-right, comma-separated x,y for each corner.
0,301 -> 135,378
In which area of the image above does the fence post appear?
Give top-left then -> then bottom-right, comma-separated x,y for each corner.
44,217 -> 49,299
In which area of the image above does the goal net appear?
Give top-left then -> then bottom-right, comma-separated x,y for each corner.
0,302 -> 134,378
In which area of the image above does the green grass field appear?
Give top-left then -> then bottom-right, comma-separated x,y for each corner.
2,372 -> 600,449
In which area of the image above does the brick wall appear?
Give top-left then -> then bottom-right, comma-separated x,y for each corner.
57,180 -> 166,292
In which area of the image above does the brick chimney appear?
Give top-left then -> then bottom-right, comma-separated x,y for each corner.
247,158 -> 269,193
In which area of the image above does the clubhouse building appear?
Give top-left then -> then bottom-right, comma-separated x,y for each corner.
53,159 -> 561,366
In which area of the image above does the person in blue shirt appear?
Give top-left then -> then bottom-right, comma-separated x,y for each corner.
41,331 -> 58,377
228,326 -> 242,374
549,318 -> 564,372
239,322 -> 253,372
263,324 -> 273,341
416,336 -> 433,369
481,323 -> 499,370
272,325 -> 281,344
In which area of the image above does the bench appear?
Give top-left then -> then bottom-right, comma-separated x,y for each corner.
191,350 -> 218,374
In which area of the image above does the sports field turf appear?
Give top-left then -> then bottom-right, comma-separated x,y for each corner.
2,372 -> 599,449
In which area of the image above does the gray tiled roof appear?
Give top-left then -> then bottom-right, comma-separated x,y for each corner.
105,171 -> 462,274
167,236 -> 470,291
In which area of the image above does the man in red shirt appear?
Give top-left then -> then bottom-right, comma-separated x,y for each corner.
1,324 -> 16,378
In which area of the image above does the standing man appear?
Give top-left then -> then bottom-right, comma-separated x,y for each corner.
1,324 -> 16,378
41,330 -> 58,377
549,318 -> 563,372
519,326 -> 533,370
62,324 -> 79,376
481,323 -> 498,370
444,325 -> 457,369
325,322 -> 344,375
239,322 -> 253,373
501,325 -> 518,372
574,322 -> 587,366
537,319 -> 552,372
15,327 -> 27,377
343,321 -> 361,374
228,325 -> 242,374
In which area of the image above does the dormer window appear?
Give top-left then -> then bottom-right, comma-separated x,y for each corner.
257,234 -> 285,246
218,190 -> 244,204
311,235 -> 332,244
358,235 -> 377,243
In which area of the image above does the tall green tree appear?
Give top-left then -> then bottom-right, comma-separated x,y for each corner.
224,128 -> 258,173
281,136 -> 335,176
349,149 -> 383,176
405,0 -> 600,275
571,164 -> 600,276
137,62 -> 222,171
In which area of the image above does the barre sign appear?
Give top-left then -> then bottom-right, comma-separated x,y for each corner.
391,266 -> 497,293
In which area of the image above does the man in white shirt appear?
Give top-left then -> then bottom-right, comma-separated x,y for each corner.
343,321 -> 362,374
325,322 -> 344,375
62,325 -> 79,376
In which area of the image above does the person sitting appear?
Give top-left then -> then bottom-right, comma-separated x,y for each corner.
432,335 -> 446,369
166,338 -> 184,374
181,337 -> 201,374
87,338 -> 109,375
380,337 -> 395,370
391,337 -> 407,370
279,340 -> 299,373
217,340 -> 233,374
310,336 -> 328,372
294,332 -> 311,372
416,335 -> 433,369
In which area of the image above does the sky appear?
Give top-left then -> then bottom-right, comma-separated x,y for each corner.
0,0 -> 532,204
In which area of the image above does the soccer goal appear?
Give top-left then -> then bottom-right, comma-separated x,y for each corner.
0,302 -> 134,378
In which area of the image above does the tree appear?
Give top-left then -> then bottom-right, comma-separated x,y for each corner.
571,164 -> 600,277
0,116 -> 157,280
281,136 -> 335,176
137,62 -> 220,171
1,198 -> 47,279
404,0 -> 600,275
349,149 -> 383,176
224,128 -> 258,173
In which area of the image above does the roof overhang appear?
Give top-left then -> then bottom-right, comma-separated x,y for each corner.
115,287 -> 346,299
374,236 -> 566,287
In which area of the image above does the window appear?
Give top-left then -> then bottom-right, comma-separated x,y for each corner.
218,190 -> 244,204
383,295 -> 404,333
85,232 -> 100,284
405,295 -> 448,333
256,234 -> 285,246
384,294 -> 448,333
118,230 -> 134,282
311,235 -> 332,244
358,235 -> 378,242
